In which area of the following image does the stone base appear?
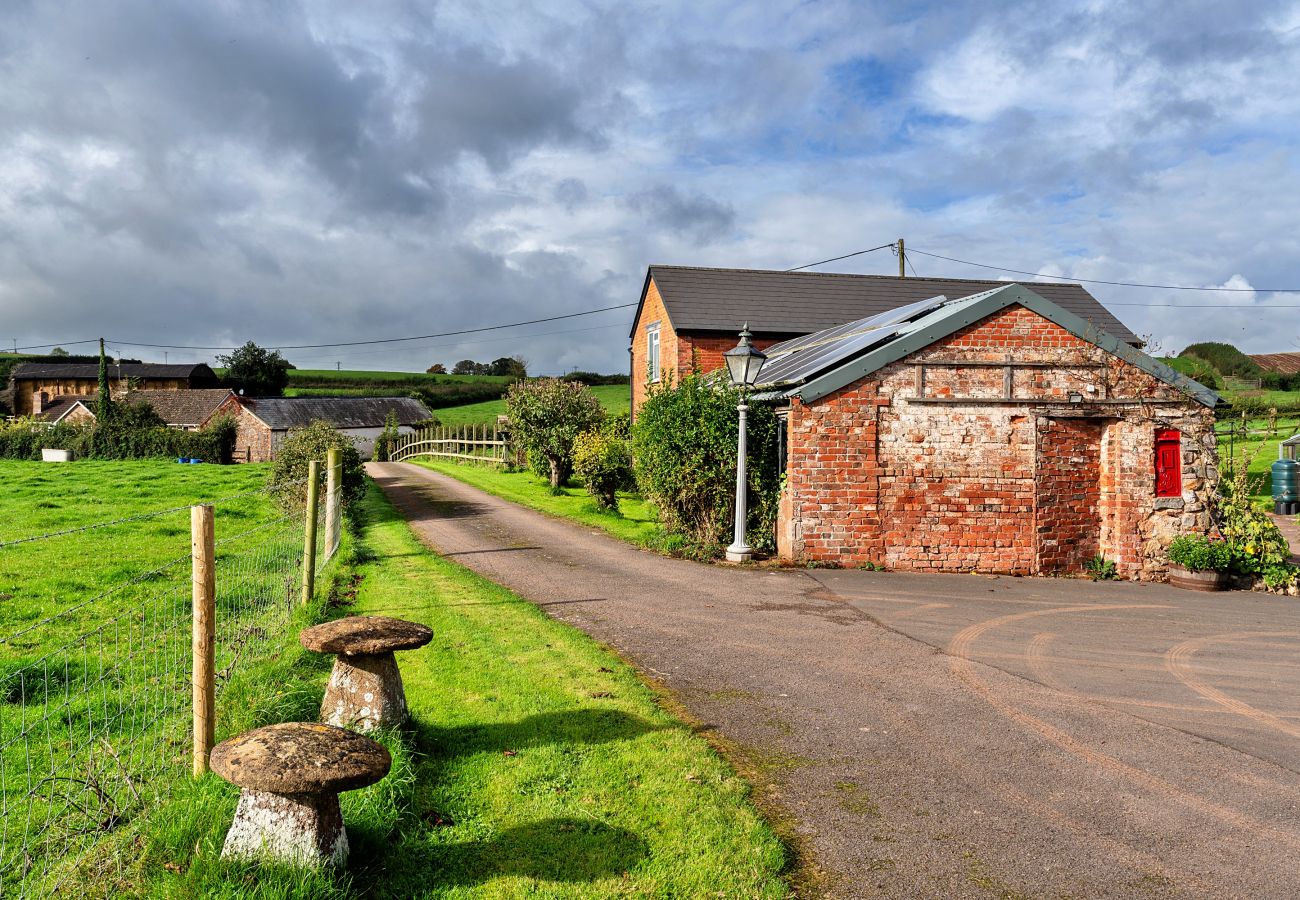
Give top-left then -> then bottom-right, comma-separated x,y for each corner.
222,789 -> 347,867
321,652 -> 407,732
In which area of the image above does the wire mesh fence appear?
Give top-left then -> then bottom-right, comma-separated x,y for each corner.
0,472 -> 331,899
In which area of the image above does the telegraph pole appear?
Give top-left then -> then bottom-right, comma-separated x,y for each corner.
898,238 -> 906,277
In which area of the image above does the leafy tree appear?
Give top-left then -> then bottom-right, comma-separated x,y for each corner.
218,341 -> 292,396
96,338 -> 112,423
631,374 -> 780,553
426,363 -> 447,375
452,359 -> 480,375
268,421 -> 365,512
489,356 -> 528,378
505,378 -> 604,489
48,347 -> 69,357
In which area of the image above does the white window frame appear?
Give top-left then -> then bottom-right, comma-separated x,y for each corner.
646,322 -> 661,383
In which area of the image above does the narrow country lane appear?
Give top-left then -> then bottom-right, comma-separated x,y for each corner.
370,461 -> 1300,899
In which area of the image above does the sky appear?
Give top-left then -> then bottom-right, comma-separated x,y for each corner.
2,0 -> 1300,375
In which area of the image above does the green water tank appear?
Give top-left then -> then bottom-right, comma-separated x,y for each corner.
1273,458 -> 1298,504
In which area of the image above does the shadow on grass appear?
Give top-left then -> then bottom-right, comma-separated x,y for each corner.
381,818 -> 649,888
414,707 -> 666,759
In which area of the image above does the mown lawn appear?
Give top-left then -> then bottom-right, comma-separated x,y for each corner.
432,384 -> 629,427
409,458 -> 662,548
141,486 -> 787,898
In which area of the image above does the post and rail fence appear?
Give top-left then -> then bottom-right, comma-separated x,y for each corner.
1,458 -> 343,898
389,423 -> 509,466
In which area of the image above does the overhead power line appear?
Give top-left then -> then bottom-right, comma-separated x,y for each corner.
907,247 -> 1300,294
786,242 -> 897,272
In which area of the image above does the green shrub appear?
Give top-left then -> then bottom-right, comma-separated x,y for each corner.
1166,535 -> 1232,572
1217,453 -> 1292,574
269,421 -> 365,511
631,374 -> 780,554
505,379 -> 605,489
372,411 -> 400,462
572,429 -> 632,511
1084,555 -> 1118,581
0,412 -> 236,462
1262,564 -> 1299,590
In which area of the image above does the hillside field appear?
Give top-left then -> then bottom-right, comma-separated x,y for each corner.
432,382 -> 630,426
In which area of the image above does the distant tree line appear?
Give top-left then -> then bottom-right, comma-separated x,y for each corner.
427,356 -> 529,378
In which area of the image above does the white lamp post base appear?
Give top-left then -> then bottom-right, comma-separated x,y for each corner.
725,544 -> 753,563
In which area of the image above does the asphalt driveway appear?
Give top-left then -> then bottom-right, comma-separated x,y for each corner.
370,462 -> 1300,899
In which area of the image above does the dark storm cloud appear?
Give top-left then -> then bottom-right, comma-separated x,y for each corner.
624,185 -> 735,244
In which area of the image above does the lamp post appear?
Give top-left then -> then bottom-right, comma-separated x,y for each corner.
723,323 -> 767,563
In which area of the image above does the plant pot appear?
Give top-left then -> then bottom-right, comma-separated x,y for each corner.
1167,565 -> 1229,592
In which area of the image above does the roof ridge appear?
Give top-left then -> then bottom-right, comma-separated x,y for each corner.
648,264 -> 1084,287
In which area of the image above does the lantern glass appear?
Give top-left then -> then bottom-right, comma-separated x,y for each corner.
723,324 -> 766,388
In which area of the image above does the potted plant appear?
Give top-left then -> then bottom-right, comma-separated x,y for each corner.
1166,535 -> 1232,591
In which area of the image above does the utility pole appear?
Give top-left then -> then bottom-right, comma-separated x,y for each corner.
898,238 -> 906,278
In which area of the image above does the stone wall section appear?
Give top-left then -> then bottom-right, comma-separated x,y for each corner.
782,304 -> 1217,579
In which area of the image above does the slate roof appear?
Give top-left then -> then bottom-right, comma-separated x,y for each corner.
128,389 -> 237,426
11,362 -> 219,382
638,266 -> 1141,345
752,284 -> 1219,408
1251,352 -> 1300,375
240,397 -> 433,430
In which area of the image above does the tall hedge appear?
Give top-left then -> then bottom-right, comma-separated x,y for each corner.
631,375 -> 780,554
0,413 -> 237,462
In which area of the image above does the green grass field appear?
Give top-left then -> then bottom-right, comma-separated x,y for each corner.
431,384 -> 630,427
1216,414 -> 1300,503
139,486 -> 787,898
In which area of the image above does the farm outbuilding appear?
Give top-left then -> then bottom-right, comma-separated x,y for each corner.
230,396 -> 432,462
752,284 -> 1219,580
8,362 -> 222,417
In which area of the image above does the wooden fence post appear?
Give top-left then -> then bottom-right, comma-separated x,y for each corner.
324,447 -> 340,558
191,504 -> 215,777
301,460 -> 320,606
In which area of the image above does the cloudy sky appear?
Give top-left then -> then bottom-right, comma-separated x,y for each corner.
2,0 -> 1299,375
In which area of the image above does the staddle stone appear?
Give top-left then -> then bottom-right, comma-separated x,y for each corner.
300,616 -> 433,656
300,616 -> 432,732
211,722 -> 390,867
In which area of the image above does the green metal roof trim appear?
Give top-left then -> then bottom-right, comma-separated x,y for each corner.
787,284 -> 1221,408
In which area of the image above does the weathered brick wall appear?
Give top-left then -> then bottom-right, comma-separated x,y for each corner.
781,304 -> 1217,579
230,404 -> 273,462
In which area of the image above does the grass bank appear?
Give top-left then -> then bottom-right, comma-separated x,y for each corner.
142,485 -> 787,897
409,457 -> 662,548
431,384 -> 630,427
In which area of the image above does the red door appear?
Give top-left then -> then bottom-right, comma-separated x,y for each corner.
1155,430 -> 1181,497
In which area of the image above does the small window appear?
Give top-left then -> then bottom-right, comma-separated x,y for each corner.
646,323 -> 661,382
1155,429 -> 1181,497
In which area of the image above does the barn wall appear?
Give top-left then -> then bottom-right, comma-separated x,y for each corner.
781,304 -> 1216,579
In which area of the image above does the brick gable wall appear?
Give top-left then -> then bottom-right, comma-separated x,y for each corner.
781,304 -> 1216,579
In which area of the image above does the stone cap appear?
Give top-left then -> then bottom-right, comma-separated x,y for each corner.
210,722 -> 391,793
300,615 -> 433,656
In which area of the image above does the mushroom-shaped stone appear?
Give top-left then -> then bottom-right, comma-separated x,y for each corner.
300,616 -> 433,732
211,722 -> 390,867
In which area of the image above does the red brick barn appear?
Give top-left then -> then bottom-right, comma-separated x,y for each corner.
753,284 -> 1219,580
628,266 -> 1139,416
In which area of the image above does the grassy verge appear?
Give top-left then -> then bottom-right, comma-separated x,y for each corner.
409,458 -> 664,549
143,485 -> 787,897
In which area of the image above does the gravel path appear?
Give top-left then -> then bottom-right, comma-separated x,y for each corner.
371,462 -> 1300,899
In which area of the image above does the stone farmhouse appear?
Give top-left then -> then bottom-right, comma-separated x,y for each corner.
628,268 -> 1218,579
8,361 -> 222,417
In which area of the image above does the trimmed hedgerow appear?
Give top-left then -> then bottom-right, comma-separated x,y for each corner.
0,409 -> 237,463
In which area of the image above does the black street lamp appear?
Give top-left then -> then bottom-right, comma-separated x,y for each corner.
723,324 -> 767,562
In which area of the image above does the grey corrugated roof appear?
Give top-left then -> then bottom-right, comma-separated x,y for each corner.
11,362 -> 219,381
753,284 -> 1219,408
639,266 -> 1141,345
242,397 -> 432,430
